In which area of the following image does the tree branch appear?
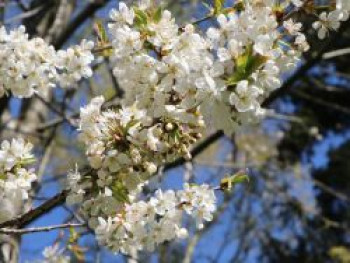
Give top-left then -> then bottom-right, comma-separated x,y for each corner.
53,0 -> 111,49
0,190 -> 69,228
263,19 -> 350,107
0,223 -> 85,235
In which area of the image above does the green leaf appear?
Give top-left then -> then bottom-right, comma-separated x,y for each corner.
134,7 -> 148,28
214,0 -> 225,15
93,20 -> 113,57
231,171 -> 250,184
94,20 -> 109,44
19,157 -> 36,166
69,227 -> 80,244
153,6 -> 163,23
227,46 -> 267,86
220,170 -> 249,191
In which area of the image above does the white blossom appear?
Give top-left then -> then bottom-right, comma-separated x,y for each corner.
283,19 -> 302,36
0,26 -> 94,98
313,11 -> 342,39
0,138 -> 37,222
109,2 -> 134,26
41,244 -> 70,263
95,185 -> 216,254
229,80 -> 262,112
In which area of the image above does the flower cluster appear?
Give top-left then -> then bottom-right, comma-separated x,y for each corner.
202,0 -> 311,133
108,1 -> 220,135
0,26 -> 94,98
79,95 -> 202,176
66,0 -> 350,255
106,0 -> 312,135
95,184 -> 216,254
74,0 -> 308,208
70,94 -> 204,223
312,0 -> 350,39
76,0 -> 311,202
0,138 -> 37,222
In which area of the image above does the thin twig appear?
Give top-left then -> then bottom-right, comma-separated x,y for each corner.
313,178 -> 350,203
323,47 -> 350,59
34,93 -> 66,118
36,93 -> 121,131
4,6 -> 42,24
290,89 -> 350,115
0,223 -> 85,235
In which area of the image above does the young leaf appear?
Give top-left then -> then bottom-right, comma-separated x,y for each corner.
134,7 -> 148,28
227,46 -> 267,86
153,6 -> 163,23
214,0 -> 225,15
0,173 -> 6,180
93,20 -> 113,56
94,20 -> 109,44
220,170 -> 249,191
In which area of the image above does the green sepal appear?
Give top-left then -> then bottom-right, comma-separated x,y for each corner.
111,180 -> 130,203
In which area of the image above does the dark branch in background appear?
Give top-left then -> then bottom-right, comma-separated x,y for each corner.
290,89 -> 350,115
5,6 -> 43,24
36,94 -> 121,132
53,0 -> 111,49
263,19 -> 350,107
14,0 -> 29,11
0,97 -> 9,117
34,93 -> 68,119
0,0 -> 111,122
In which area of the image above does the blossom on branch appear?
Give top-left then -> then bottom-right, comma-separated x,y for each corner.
0,27 -> 94,98
95,184 -> 216,254
0,138 -> 37,223
64,0 -> 350,255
